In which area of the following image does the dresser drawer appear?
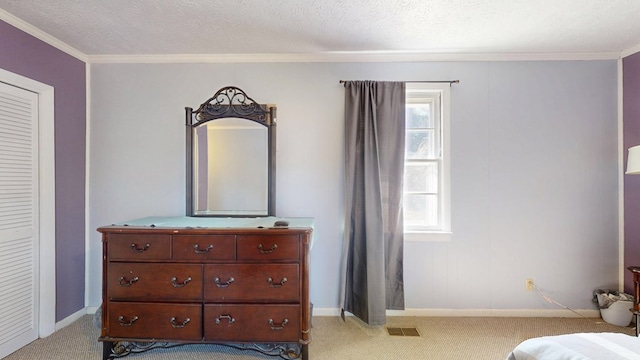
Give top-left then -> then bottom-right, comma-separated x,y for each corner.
204,264 -> 299,302
172,235 -> 235,261
107,233 -> 171,261
204,304 -> 299,342
236,235 -> 299,261
108,263 -> 203,301
108,302 -> 202,341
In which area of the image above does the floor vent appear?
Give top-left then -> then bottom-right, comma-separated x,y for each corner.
387,327 -> 420,337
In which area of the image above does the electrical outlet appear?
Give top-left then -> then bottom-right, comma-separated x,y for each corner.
525,278 -> 534,291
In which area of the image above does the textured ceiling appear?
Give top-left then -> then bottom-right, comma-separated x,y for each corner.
1,0 -> 640,56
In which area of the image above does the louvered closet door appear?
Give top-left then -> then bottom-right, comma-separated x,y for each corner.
0,81 -> 39,359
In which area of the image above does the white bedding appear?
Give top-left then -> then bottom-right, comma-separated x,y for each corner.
507,333 -> 640,360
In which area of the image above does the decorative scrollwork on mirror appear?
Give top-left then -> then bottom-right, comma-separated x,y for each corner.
185,86 -> 276,217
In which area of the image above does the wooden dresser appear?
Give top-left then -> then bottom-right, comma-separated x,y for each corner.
98,217 -> 313,359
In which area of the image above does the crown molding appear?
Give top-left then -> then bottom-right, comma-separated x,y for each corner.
0,9 -> 88,63
89,51 -> 622,64
621,42 -> 640,58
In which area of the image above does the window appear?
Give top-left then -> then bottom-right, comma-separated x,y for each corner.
403,83 -> 451,241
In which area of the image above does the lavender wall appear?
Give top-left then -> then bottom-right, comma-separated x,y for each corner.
0,20 -> 86,322
88,60 -> 618,311
624,52 -> 640,293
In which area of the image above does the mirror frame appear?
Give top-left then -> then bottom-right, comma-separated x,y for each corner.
185,86 -> 276,217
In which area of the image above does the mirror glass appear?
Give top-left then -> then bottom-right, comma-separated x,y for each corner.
192,118 -> 268,215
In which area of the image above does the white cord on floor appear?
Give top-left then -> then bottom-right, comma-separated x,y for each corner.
533,284 -> 586,318
533,284 -> 637,332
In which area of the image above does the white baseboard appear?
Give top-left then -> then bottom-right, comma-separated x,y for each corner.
49,306 -> 602,335
313,308 -> 602,318
54,308 -> 88,331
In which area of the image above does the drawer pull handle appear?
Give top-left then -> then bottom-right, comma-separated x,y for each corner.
193,244 -> 214,254
170,317 -> 191,328
268,318 -> 289,330
267,277 -> 288,288
117,316 -> 139,326
130,243 -> 150,252
171,276 -> 192,288
118,276 -> 139,287
215,314 -> 235,324
214,277 -> 235,288
257,243 -> 278,254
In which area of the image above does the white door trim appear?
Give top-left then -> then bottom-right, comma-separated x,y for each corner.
0,67 -> 56,337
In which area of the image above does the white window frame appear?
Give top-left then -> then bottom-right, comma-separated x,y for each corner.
404,82 -> 451,242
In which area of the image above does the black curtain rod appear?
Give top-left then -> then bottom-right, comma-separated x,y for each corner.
339,80 -> 459,85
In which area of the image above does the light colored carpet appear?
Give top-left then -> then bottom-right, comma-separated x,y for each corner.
4,315 -> 636,360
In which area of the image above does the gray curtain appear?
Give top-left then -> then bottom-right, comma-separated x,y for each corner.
340,81 -> 406,325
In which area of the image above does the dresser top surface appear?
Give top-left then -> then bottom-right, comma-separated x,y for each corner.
98,216 -> 314,232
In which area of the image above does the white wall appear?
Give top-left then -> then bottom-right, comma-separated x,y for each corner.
88,60 -> 618,312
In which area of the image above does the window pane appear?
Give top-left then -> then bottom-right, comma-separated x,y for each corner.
403,194 -> 438,227
404,162 -> 438,193
404,86 -> 448,233
406,130 -> 435,159
406,104 -> 433,128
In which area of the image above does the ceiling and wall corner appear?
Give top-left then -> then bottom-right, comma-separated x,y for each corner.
622,42 -> 640,59
0,8 -> 86,62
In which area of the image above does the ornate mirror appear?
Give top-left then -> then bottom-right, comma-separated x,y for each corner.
185,86 -> 276,217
